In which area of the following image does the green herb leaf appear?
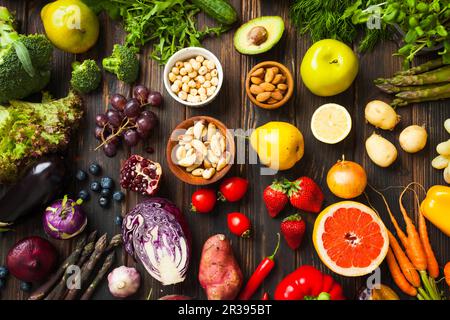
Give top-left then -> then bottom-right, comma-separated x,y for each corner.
12,40 -> 35,77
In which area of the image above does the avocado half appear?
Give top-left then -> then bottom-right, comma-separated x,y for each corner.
233,16 -> 285,55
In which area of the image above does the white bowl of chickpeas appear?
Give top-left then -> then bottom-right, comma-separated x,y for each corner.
164,47 -> 223,107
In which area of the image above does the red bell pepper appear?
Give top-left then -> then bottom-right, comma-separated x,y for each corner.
274,265 -> 345,300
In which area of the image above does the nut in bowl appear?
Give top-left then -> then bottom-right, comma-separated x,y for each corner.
164,47 -> 223,107
245,61 -> 293,109
166,116 -> 235,185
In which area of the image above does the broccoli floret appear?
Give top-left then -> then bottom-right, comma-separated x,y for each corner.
70,59 -> 102,94
0,91 -> 83,183
0,7 -> 53,103
102,44 -> 139,83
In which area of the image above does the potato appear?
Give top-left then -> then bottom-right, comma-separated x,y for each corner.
365,100 -> 400,130
432,155 -> 450,170
198,234 -> 243,300
445,119 -> 450,135
399,125 -> 427,153
365,133 -> 398,167
437,139 -> 450,156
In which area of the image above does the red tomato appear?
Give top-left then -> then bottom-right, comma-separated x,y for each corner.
227,212 -> 251,238
219,177 -> 249,202
191,189 -> 216,213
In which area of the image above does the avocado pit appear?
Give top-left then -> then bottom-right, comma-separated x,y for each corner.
247,26 -> 268,46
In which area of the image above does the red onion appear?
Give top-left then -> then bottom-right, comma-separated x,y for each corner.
43,195 -> 87,240
6,236 -> 58,282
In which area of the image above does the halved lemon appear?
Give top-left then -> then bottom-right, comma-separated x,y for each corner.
311,103 -> 352,144
313,201 -> 389,277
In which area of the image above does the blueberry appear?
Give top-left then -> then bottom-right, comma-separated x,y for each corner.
90,181 -> 101,192
0,266 -> 8,279
75,170 -> 87,181
88,163 -> 101,176
113,191 -> 124,202
20,281 -> 32,292
114,216 -> 123,226
100,177 -> 114,189
100,188 -> 111,197
78,189 -> 90,201
99,196 -> 109,208
0,278 -> 5,290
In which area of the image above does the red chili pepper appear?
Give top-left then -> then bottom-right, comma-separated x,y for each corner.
274,265 -> 345,300
261,292 -> 269,300
238,233 -> 280,300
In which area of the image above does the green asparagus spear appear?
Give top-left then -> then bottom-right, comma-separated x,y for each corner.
395,58 -> 445,76
395,83 -> 450,99
374,66 -> 450,86
47,230 -> 98,300
391,92 -> 450,107
375,82 -> 441,94
79,251 -> 115,300
28,234 -> 87,300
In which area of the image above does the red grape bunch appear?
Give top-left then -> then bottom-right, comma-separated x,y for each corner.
95,85 -> 163,157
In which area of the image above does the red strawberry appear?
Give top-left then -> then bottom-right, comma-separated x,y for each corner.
263,179 -> 290,218
288,177 -> 324,213
280,214 -> 306,250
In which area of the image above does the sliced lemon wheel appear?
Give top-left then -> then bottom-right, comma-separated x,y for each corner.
311,103 -> 352,144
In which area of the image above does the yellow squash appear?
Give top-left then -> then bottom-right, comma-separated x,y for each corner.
421,185 -> 450,237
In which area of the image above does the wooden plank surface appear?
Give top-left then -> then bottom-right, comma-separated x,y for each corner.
0,0 -> 449,300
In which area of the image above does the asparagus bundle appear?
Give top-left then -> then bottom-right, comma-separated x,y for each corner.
375,58 -> 450,106
80,251 -> 116,300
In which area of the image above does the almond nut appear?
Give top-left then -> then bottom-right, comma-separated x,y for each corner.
259,82 -> 275,92
264,68 -> 275,83
277,83 -> 288,91
249,84 -> 264,95
267,98 -> 278,104
191,168 -> 204,176
271,67 -> 279,75
256,91 -> 272,102
271,90 -> 284,101
251,76 -> 263,85
272,74 -> 283,85
250,68 -> 265,77
280,75 -> 286,83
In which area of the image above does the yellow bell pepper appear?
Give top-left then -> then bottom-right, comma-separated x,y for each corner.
421,185 -> 450,237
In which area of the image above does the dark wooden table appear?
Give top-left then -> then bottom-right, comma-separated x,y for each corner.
1,0 -> 449,300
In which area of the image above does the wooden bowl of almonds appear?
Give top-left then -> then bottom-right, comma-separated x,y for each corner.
245,61 -> 294,109
166,116 -> 235,185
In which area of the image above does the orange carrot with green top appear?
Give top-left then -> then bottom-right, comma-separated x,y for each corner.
386,248 -> 418,297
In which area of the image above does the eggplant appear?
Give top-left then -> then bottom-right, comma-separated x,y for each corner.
0,156 -> 66,226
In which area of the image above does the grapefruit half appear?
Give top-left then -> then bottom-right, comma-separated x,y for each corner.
313,201 -> 389,277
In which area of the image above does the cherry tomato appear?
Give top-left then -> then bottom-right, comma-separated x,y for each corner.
218,177 -> 249,202
191,189 -> 216,213
227,212 -> 251,238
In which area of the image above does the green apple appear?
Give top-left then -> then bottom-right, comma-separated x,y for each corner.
300,39 -> 359,97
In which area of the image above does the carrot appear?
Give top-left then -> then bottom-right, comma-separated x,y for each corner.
387,230 -> 421,287
399,184 -> 427,272
369,185 -> 408,248
386,248 -> 418,297
445,262 -> 450,287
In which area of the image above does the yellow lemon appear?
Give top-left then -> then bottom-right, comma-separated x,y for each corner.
250,121 -> 304,171
41,0 -> 99,54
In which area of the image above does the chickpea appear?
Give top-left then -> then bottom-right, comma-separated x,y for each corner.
190,88 -> 198,96
198,87 -> 206,96
195,82 -> 201,89
178,91 -> 187,100
191,95 -> 200,103
206,86 -> 216,96
196,55 -> 205,63
211,77 -> 219,86
205,73 -> 212,81
199,94 -> 208,101
187,94 -> 194,102
173,79 -> 182,88
176,75 -> 182,81
182,83 -> 190,93
210,69 -> 218,77
191,61 -> 201,71
205,60 -> 215,70
182,75 -> 190,83
175,61 -> 184,68
180,67 -> 188,76
203,80 -> 211,88
184,62 -> 193,73
188,71 -> 197,79
188,80 -> 196,88
196,75 -> 205,84
171,83 -> 180,93
168,72 -> 177,82
202,59 -> 209,67
198,66 -> 208,75
189,58 -> 196,65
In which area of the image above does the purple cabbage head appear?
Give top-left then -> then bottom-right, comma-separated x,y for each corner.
43,195 -> 87,240
122,197 -> 190,285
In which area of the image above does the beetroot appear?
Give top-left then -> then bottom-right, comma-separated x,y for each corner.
120,155 -> 161,196
6,236 -> 58,282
